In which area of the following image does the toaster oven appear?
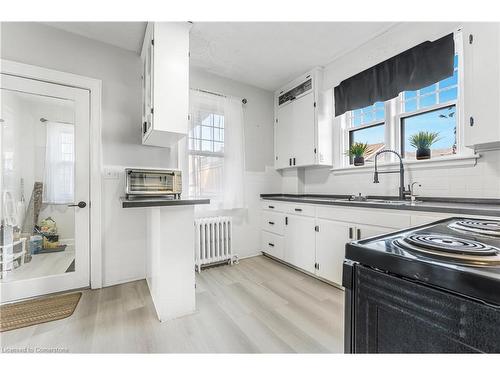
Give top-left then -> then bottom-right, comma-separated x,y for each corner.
125,168 -> 182,199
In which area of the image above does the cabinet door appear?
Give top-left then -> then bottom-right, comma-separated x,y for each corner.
463,23 -> 500,149
355,224 -> 395,241
275,103 -> 293,169
291,92 -> 316,167
315,219 -> 351,285
284,214 -> 316,273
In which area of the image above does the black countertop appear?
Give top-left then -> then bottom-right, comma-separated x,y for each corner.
121,197 -> 210,208
260,194 -> 500,217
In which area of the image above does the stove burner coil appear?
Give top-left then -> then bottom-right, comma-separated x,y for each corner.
449,219 -> 500,237
400,233 -> 499,256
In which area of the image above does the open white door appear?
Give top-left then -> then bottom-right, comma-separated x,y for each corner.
0,74 -> 90,303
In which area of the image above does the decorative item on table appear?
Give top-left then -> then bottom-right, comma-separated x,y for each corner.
39,217 -> 60,249
409,131 -> 441,160
29,235 -> 43,254
346,142 -> 368,166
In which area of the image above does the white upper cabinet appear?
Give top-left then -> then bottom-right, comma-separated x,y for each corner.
141,22 -> 192,147
463,23 -> 500,150
274,68 -> 333,169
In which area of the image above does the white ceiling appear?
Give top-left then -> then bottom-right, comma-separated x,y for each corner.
43,22 -> 397,91
190,22 -> 397,91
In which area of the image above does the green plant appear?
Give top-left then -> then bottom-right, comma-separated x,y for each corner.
409,131 -> 441,149
346,142 -> 368,157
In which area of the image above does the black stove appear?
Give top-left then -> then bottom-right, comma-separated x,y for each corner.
343,217 -> 500,353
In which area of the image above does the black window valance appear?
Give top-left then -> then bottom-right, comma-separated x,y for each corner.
334,33 -> 455,117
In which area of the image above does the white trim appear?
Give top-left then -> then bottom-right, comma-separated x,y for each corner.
331,153 -> 480,175
1,59 -> 103,290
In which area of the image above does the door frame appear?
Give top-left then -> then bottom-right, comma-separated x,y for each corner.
1,59 -> 103,289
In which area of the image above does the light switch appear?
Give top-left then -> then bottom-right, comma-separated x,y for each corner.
103,168 -> 120,179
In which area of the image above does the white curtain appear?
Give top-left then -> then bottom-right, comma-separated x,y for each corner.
43,122 -> 75,204
188,90 -> 246,211
221,96 -> 246,210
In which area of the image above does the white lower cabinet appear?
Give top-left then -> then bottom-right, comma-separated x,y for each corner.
314,219 -> 351,285
261,201 -> 411,286
261,231 -> 284,259
355,223 -> 397,240
284,214 -> 316,274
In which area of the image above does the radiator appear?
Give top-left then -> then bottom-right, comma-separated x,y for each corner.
195,216 -> 234,272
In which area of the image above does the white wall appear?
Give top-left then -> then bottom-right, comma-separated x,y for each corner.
1,22 -> 174,286
294,22 -> 500,199
189,68 -> 281,258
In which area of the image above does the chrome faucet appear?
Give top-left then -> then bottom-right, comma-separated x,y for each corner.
373,150 -> 410,200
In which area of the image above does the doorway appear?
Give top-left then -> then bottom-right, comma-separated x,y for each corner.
1,73 -> 91,303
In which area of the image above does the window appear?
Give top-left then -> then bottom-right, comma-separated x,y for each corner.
188,110 -> 225,198
400,54 -> 459,159
340,32 -> 465,168
346,102 -> 385,164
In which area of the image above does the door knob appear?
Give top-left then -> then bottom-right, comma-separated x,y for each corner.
68,201 -> 87,208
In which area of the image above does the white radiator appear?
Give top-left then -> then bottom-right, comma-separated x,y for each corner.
195,216 -> 234,272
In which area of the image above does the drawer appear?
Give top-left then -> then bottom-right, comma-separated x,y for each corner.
316,205 -> 411,229
261,211 -> 285,235
283,203 -> 316,217
261,200 -> 287,212
261,231 -> 284,260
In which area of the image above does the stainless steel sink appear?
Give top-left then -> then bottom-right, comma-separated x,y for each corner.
335,198 -> 412,206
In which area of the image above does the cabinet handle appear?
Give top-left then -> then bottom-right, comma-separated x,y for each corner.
357,228 -> 361,240
294,208 -> 302,212
289,158 -> 292,166
293,157 -> 296,165
268,205 -> 275,209
349,227 -> 353,239
268,243 -> 275,247
470,116 -> 474,127
285,217 -> 288,226
268,221 -> 275,225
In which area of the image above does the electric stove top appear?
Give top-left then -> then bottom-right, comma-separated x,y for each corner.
345,217 -> 500,306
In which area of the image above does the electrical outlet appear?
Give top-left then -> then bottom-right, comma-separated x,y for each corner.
103,168 -> 120,179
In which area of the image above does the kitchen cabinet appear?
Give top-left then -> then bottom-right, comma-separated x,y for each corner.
274,68 -> 333,169
463,23 -> 500,150
284,214 -> 316,274
314,220 -> 396,285
261,201 -> 410,286
141,22 -> 192,147
315,219 -> 351,285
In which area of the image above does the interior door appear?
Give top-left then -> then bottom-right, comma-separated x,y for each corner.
284,214 -> 316,273
0,74 -> 90,303
290,92 -> 315,167
315,218 -> 351,285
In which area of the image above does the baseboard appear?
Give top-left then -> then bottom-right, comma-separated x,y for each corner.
101,276 -> 146,288
261,252 -> 344,290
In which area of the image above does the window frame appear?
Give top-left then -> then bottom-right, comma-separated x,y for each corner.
188,109 -> 225,199
338,30 -> 468,169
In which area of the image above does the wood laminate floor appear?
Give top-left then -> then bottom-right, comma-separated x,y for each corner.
0,255 -> 344,353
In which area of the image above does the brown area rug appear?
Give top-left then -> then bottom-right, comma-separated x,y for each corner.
0,292 -> 82,332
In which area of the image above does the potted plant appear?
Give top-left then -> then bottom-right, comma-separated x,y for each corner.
347,142 -> 368,166
409,131 -> 441,160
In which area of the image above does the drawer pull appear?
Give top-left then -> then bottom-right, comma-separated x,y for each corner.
357,228 -> 361,240
349,227 -> 353,239
268,243 -> 275,247
268,221 -> 275,225
294,208 -> 302,212
268,205 -> 275,209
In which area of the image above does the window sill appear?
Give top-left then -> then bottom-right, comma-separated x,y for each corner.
330,153 -> 480,175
